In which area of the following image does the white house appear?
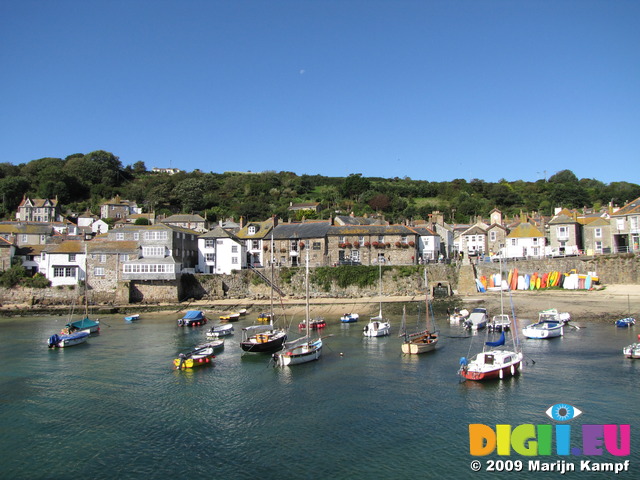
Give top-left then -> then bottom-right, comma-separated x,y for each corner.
411,226 -> 441,262
40,241 -> 87,287
503,222 -> 546,259
197,226 -> 246,274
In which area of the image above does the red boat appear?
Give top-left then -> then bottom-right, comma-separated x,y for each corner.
298,318 -> 326,329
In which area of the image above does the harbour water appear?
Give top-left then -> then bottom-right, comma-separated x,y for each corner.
1,309 -> 638,479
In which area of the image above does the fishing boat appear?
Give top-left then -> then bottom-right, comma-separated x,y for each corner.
463,308 -> 488,331
173,345 -> 215,369
488,314 -> 511,332
400,268 -> 438,355
616,317 -> 636,328
47,331 -> 90,348
205,323 -> 234,339
623,335 -> 640,359
240,233 -> 287,354
363,261 -> 391,337
178,310 -> 207,327
448,308 -> 469,325
195,339 -> 225,353
522,309 -> 568,339
298,317 -> 326,329
273,250 -> 323,367
124,314 -> 140,322
340,313 -> 359,323
256,312 -> 272,323
459,256 -> 524,381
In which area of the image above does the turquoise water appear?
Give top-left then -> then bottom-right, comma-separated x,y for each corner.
0,311 -> 638,479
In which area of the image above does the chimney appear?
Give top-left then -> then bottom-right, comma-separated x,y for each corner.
271,215 -> 278,228
240,216 -> 245,228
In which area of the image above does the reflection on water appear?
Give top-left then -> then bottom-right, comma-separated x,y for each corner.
1,312 -> 639,479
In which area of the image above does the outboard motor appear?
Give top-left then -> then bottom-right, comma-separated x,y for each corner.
48,334 -> 60,348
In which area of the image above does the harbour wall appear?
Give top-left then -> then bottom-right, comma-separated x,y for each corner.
1,254 -> 638,306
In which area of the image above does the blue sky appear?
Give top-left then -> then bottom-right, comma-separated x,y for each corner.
1,0 -> 638,184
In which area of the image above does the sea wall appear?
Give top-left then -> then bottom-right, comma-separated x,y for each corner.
1,254 -> 637,306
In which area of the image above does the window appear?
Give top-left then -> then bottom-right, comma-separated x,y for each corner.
22,234 -> 28,242
557,226 -> 569,239
401,236 -> 407,243
595,241 -> 603,253
216,239 -> 223,245
532,238 -> 538,245
100,254 -> 107,263
312,242 -> 321,250
252,240 -> 259,250
594,228 -> 602,238
53,267 -> 76,277
339,236 -> 346,243
134,233 -> 139,241
116,233 -> 125,240
144,231 -> 168,240
68,254 -> 76,262
631,216 -> 639,232
232,257 -> 238,264
511,239 -> 517,246
142,246 -> 165,257
119,254 -> 129,262
205,239 -> 215,248
94,267 -> 105,276
231,245 -> 238,253
248,226 -> 256,235
205,253 -> 215,262
123,264 -> 175,273
377,235 -> 384,243
490,231 -> 497,242
616,218 -> 625,231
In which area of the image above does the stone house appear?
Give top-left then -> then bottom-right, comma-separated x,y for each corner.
271,221 -> 331,267
161,214 -> 208,233
326,224 -> 418,266
86,239 -> 138,303
100,196 -> 142,220
0,237 -> 15,271
582,217 -> 613,255
0,222 -> 55,247
486,223 -> 508,257
197,226 -> 246,274
458,223 -> 488,256
547,209 -> 582,255
16,197 -> 62,223
610,196 -> 640,253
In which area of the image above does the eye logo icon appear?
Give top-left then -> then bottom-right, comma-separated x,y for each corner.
545,403 -> 582,421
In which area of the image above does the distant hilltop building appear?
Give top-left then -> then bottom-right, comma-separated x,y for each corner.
152,167 -> 182,175
16,196 -> 63,223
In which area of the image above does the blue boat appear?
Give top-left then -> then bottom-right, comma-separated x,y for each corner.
178,310 -> 207,327
125,314 -> 140,322
47,331 -> 90,348
340,313 -> 359,323
615,317 -> 636,328
66,316 -> 100,334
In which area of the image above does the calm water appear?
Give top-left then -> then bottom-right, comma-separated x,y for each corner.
0,309 -> 638,480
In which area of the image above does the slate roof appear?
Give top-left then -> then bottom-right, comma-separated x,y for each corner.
327,224 -> 415,236
612,196 -> 640,217
506,223 -> 545,238
272,222 -> 332,239
200,226 -> 237,239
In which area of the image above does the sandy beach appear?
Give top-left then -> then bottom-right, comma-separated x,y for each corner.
2,284 -> 639,323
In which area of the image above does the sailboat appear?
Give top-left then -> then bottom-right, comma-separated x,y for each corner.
363,261 -> 391,337
273,250 -> 322,366
458,256 -> 523,381
240,234 -> 287,354
65,249 -> 100,334
400,268 -> 438,354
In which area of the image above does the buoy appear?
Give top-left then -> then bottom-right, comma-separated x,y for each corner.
510,365 -> 515,376
499,369 -> 504,379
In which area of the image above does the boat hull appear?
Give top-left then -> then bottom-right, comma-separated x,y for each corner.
340,313 -> 359,323
240,332 -> 287,353
623,344 -> 640,359
363,320 -> 390,337
206,324 -> 234,338
459,351 -> 523,381
47,331 -> 89,348
402,338 -> 437,355
178,311 -> 207,327
522,323 -> 563,339
275,341 -> 322,366
173,354 -> 214,369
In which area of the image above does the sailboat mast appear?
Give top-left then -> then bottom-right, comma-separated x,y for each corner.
378,261 -> 383,318
305,249 -> 310,337
424,267 -> 430,329
270,233 -> 274,322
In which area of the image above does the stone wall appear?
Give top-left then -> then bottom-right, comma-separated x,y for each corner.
2,254 -> 638,306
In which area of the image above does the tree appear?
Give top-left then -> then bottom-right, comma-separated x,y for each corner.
341,174 -> 371,198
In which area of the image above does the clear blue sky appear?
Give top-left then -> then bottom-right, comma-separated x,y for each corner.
1,0 -> 638,184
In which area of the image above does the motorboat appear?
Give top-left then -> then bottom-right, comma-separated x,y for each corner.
178,310 -> 207,327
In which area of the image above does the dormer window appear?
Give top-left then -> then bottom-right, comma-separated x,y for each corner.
248,226 -> 257,235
